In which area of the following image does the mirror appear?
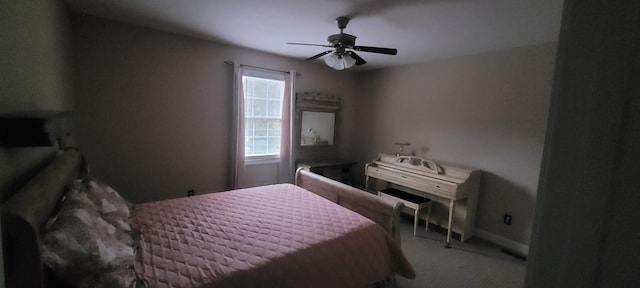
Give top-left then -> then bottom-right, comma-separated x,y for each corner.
295,92 -> 341,149
301,111 -> 335,146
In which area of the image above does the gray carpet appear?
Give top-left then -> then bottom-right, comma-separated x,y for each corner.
395,216 -> 526,288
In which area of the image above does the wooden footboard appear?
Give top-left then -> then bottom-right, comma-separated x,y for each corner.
2,149 -> 84,288
295,168 -> 404,243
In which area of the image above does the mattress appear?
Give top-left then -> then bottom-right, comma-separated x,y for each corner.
131,183 -> 414,287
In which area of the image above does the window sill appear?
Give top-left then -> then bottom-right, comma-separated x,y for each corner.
245,156 -> 280,166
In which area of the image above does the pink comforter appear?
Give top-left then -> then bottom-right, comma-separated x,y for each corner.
131,184 -> 414,288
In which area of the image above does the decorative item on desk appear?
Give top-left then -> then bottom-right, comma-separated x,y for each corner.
308,128 -> 318,142
396,155 -> 443,174
302,128 -> 326,145
393,142 -> 411,156
303,128 -> 317,145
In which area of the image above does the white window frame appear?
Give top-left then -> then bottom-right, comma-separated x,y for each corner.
242,69 -> 286,165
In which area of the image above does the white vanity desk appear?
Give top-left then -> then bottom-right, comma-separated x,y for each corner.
365,154 -> 481,247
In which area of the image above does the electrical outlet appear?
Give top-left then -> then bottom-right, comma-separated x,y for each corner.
504,214 -> 512,225
188,189 -> 195,197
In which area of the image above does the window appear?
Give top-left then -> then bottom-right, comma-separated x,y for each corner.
231,64 -> 294,188
242,73 -> 285,159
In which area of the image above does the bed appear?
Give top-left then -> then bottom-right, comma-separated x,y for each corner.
1,149 -> 415,288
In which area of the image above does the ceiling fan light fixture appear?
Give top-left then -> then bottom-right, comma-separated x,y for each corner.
324,52 -> 356,70
343,54 -> 356,68
288,16 -> 397,69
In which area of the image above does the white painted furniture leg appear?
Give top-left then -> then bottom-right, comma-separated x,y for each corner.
413,209 -> 419,236
425,203 -> 431,232
446,199 -> 455,248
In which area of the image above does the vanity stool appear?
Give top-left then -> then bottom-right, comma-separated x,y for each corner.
378,188 -> 432,236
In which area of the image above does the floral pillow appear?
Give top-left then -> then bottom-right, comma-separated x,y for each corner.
70,178 -> 135,244
41,178 -> 138,288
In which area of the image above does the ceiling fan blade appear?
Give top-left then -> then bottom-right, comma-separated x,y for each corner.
306,50 -> 333,61
287,42 -> 333,48
353,45 -> 398,55
348,51 -> 367,65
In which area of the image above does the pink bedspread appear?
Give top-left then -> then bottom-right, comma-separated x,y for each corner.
131,183 -> 414,288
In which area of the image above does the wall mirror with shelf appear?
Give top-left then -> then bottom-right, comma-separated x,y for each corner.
301,111 -> 335,146
295,92 -> 357,186
295,92 -> 340,150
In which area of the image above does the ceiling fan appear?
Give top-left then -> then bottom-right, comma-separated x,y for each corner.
288,16 -> 398,70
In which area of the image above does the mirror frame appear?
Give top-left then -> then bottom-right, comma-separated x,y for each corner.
295,92 -> 341,152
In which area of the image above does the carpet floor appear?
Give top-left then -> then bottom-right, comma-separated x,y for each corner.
395,216 -> 526,288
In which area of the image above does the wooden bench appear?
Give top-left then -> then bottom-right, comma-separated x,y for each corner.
378,188 -> 432,236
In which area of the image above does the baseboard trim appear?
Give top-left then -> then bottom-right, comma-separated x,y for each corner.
474,229 -> 529,258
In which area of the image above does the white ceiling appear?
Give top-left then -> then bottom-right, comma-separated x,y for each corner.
63,0 -> 564,70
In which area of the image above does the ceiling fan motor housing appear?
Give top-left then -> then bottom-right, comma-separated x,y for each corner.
327,33 -> 356,47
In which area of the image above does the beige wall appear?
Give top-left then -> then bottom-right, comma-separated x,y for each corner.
0,0 -> 72,113
71,14 -> 555,248
71,15 -> 358,203
353,43 -> 557,247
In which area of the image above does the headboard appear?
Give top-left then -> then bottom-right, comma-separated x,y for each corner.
1,149 -> 85,288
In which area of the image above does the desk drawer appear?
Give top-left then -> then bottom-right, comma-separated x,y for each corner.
366,167 -> 457,198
